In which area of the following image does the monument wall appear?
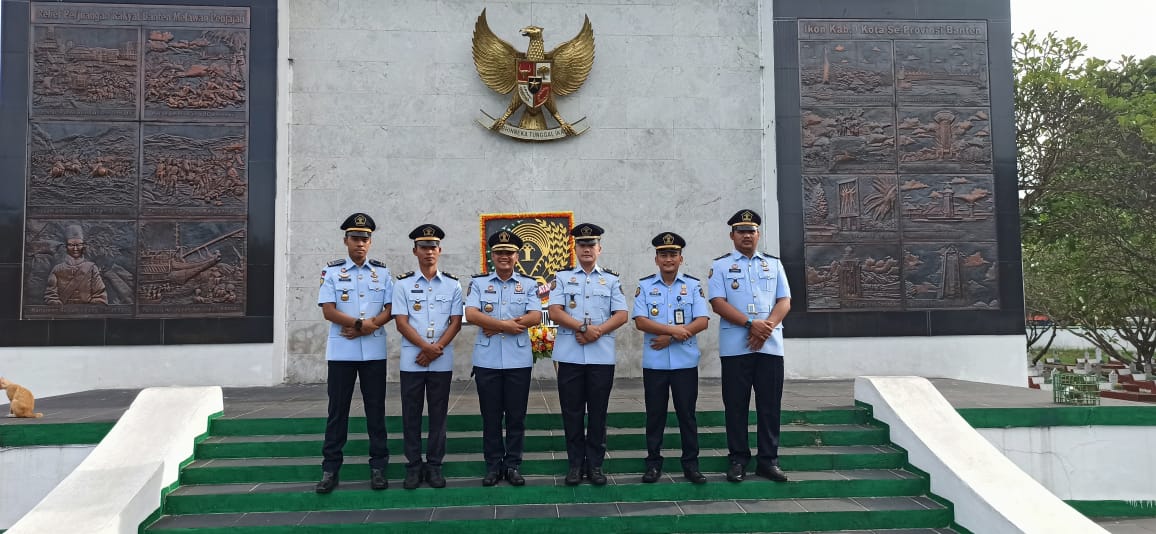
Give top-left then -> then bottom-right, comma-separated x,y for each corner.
0,0 -> 1026,394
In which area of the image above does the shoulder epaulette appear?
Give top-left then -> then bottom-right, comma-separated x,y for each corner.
713,253 -> 730,261
602,268 -> 619,277
442,272 -> 458,280
472,272 -> 489,278
761,252 -> 779,259
639,274 -> 656,281
327,258 -> 346,267
396,271 -> 415,280
368,259 -> 387,267
683,274 -> 700,281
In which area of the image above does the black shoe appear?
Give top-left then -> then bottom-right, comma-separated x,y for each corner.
756,465 -> 788,482
370,468 -> 388,490
403,468 -> 422,490
426,465 -> 446,488
564,466 -> 582,486
315,471 -> 338,493
482,469 -> 503,487
726,463 -> 746,483
684,470 -> 707,484
641,466 -> 662,483
506,467 -> 525,486
589,467 -> 607,486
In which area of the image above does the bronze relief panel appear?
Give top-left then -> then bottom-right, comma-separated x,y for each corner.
899,174 -> 996,241
903,242 -> 999,310
805,243 -> 904,311
803,174 -> 899,243
800,40 -> 894,106
136,220 -> 246,317
141,123 -> 247,217
142,28 -> 249,121
27,121 -> 139,217
802,107 -> 896,174
22,219 -> 137,318
31,25 -> 139,119
897,107 -> 992,173
895,40 -> 989,106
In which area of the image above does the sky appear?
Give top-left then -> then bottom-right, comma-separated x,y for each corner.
1010,0 -> 1152,60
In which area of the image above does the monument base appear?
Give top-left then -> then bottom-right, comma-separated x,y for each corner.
786,335 -> 1027,387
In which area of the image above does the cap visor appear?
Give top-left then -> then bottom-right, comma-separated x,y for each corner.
345,230 -> 371,237
491,244 -> 519,252
415,241 -> 440,247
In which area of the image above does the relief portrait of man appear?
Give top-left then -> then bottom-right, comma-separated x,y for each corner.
44,225 -> 108,305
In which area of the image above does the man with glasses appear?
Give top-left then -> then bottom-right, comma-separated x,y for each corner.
465,230 -> 542,486
707,209 -> 792,483
548,223 -> 628,486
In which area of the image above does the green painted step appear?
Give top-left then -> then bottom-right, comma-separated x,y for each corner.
0,421 -> 115,447
208,409 -> 868,436
180,450 -> 906,485
163,477 -> 929,515
194,425 -> 887,459
145,508 -> 952,533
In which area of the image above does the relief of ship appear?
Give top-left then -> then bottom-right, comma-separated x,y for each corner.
140,225 -> 244,285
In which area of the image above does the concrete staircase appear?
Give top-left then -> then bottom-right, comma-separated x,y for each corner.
143,409 -> 958,533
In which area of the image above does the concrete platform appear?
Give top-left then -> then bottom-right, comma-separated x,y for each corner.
3,378 -> 1152,533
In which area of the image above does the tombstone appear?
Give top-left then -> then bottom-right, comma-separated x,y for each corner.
1108,369 -> 1119,388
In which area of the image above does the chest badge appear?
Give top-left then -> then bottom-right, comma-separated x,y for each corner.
514,283 -> 523,293
680,284 -> 687,295
732,280 -> 740,290
599,277 -> 606,285
341,290 -> 350,302
413,301 -> 422,311
483,303 -> 494,312
650,306 -> 659,316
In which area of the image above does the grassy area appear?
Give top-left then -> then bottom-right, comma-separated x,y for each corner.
1028,347 -> 1130,365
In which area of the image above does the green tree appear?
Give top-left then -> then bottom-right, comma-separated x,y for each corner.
1016,32 -> 1156,367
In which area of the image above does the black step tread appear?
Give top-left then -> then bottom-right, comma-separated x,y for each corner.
187,444 -> 898,469
200,424 -> 879,443
172,468 -> 921,496
148,496 -> 945,530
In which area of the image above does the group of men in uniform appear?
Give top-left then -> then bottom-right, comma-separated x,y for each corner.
314,209 -> 791,493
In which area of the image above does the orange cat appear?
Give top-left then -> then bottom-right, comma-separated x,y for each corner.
1,377 -> 43,418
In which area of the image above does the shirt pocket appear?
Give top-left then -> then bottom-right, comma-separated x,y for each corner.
589,286 -> 612,321
479,298 -> 499,318
505,296 -> 527,317
367,281 -> 387,303
408,292 -> 427,313
757,268 -> 776,293
434,293 -> 453,314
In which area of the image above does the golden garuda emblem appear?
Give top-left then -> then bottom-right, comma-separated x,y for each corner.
472,9 -> 594,141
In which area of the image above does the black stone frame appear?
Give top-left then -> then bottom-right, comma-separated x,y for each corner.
772,0 -> 1025,338
0,0 -> 276,346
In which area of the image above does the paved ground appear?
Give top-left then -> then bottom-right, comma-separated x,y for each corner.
3,377 -> 1152,532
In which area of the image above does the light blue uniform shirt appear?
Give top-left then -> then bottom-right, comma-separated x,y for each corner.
465,272 -> 540,370
391,271 -> 463,372
317,257 -> 392,361
632,272 -> 710,370
708,250 -> 791,357
549,265 -> 628,365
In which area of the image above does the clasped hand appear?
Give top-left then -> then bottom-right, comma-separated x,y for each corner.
482,319 -> 527,338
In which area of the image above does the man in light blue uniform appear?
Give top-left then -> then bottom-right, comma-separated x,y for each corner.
708,209 -> 792,484
548,222 -> 629,486
632,232 -> 710,484
316,212 -> 393,493
391,224 -> 463,489
465,230 -> 542,487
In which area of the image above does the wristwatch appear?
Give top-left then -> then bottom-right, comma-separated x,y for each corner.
578,324 -> 588,333
743,319 -> 753,329
353,319 -> 363,330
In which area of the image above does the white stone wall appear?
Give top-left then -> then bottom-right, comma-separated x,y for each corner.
284,0 -> 768,382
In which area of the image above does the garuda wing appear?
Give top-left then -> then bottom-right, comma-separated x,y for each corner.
545,16 -> 595,97
472,9 -> 522,95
